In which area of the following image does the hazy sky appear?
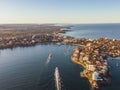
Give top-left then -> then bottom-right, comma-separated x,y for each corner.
0,0 -> 120,24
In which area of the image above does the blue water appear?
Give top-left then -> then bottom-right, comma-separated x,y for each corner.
0,24 -> 120,90
63,24 -> 120,39
0,44 -> 90,90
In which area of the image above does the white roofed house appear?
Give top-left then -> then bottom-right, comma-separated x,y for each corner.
86,64 -> 96,71
92,71 -> 103,81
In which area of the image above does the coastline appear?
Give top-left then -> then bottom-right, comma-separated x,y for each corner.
71,56 -> 111,89
70,38 -> 120,89
0,24 -> 68,49
1,24 -> 120,89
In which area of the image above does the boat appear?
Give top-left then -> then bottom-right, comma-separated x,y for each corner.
56,43 -> 62,46
48,53 -> 52,59
46,53 -> 52,64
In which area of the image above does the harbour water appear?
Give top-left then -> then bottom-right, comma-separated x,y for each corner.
0,24 -> 120,90
0,44 -> 90,90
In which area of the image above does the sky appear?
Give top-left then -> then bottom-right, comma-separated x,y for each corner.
0,0 -> 120,24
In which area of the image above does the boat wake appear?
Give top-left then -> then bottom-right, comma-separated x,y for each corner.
46,53 -> 52,64
54,67 -> 62,90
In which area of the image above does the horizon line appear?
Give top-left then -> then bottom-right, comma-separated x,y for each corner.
0,22 -> 120,25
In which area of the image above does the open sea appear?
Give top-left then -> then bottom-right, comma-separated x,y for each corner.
0,24 -> 120,90
63,23 -> 120,40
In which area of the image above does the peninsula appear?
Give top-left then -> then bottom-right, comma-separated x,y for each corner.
71,38 -> 120,89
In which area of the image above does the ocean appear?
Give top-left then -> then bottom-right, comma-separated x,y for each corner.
63,24 -> 120,40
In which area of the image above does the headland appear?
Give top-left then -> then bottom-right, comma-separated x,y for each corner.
71,38 -> 120,89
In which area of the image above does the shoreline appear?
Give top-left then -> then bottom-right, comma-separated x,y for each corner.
1,24 -> 120,89
70,38 -> 120,89
71,56 -> 111,89
0,25 -> 70,49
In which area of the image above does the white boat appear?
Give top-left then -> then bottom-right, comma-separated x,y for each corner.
56,42 -> 62,46
48,53 -> 52,59
56,42 -> 65,46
